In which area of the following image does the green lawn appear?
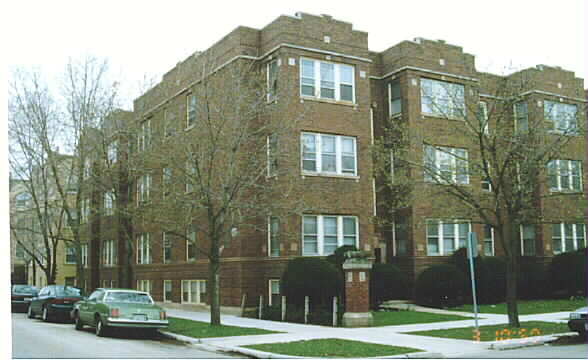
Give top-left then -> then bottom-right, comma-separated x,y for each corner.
406,321 -> 569,342
245,338 -> 422,358
372,311 -> 472,327
449,298 -> 586,315
166,317 -> 279,338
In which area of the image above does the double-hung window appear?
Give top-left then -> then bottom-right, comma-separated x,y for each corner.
552,223 -> 586,254
267,134 -> 278,177
514,102 -> 528,133
389,81 -> 402,117
267,59 -> 278,102
102,239 -> 116,266
138,119 -> 151,152
426,220 -> 470,256
137,233 -> 151,264
187,94 -> 197,129
81,199 -> 90,223
478,101 -> 489,134
186,161 -> 196,193
547,160 -> 582,192
420,78 -> 465,118
300,58 -> 355,102
181,280 -> 206,304
104,191 -> 115,216
137,280 -> 151,293
268,280 -> 280,306
162,167 -> 171,199
302,215 -> 358,256
137,175 -> 151,204
544,100 -> 578,134
81,244 -> 88,267
483,224 -> 494,256
162,232 -> 172,264
107,141 -> 117,163
163,280 -> 172,302
424,145 -> 469,184
65,247 -> 76,264
520,225 -> 536,256
186,226 -> 197,261
268,216 -> 280,257
301,133 -> 357,176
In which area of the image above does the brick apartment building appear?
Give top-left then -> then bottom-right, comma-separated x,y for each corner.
79,12 -> 586,313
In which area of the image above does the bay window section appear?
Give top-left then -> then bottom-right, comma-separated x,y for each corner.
301,133 -> 357,176
420,78 -> 465,118
302,215 -> 358,256
426,220 -> 470,256
424,145 -> 469,184
544,100 -> 578,135
300,58 -> 355,102
388,81 -> 402,117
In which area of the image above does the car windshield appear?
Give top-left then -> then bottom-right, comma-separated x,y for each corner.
55,286 -> 81,296
104,292 -> 153,304
13,285 -> 37,294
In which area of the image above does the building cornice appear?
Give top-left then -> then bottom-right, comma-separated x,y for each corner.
369,66 -> 479,83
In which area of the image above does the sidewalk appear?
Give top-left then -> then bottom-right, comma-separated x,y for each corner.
162,307 -> 573,358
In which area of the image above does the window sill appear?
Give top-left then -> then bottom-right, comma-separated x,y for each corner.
300,96 -> 356,107
421,112 -> 465,121
549,189 -> 583,194
389,113 -> 402,119
302,172 -> 359,180
184,125 -> 196,132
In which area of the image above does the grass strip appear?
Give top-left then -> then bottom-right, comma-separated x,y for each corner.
372,311 -> 471,327
245,338 -> 422,358
166,317 -> 279,338
405,321 -> 569,341
449,298 -> 586,315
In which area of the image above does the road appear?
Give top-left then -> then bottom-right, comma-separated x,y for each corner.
456,343 -> 587,358
11,313 -> 245,359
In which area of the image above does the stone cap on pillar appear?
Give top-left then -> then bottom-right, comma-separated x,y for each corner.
342,250 -> 373,270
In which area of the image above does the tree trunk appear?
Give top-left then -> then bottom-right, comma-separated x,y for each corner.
209,256 -> 221,326
505,221 -> 520,327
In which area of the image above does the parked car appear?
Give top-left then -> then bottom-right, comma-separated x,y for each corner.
28,285 -> 84,322
71,288 -> 168,337
568,307 -> 587,336
11,285 -> 39,312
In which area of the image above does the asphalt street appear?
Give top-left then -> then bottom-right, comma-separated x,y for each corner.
454,343 -> 587,358
11,313 -> 244,359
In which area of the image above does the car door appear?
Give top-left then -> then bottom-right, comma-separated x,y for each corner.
33,287 -> 49,313
80,290 -> 103,324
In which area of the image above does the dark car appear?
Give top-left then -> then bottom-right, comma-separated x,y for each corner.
11,285 -> 39,312
568,307 -> 587,336
28,285 -> 84,322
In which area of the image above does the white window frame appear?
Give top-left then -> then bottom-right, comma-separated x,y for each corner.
107,140 -> 117,163
420,78 -> 465,118
186,227 -> 197,262
163,280 -> 172,303
424,145 -> 469,184
544,100 -> 578,135
302,215 -> 359,256
65,246 -> 76,264
552,223 -> 586,254
137,175 -> 152,204
299,58 -> 355,103
426,220 -> 471,256
162,232 -> 172,264
388,81 -> 402,117
267,134 -> 278,177
81,244 -> 88,268
15,192 -> 30,208
547,160 -> 582,192
478,101 -> 489,135
83,159 -> 91,179
102,239 -> 116,266
81,198 -> 90,224
267,59 -> 278,102
301,133 -> 357,177
520,225 -> 536,256
137,279 -> 152,293
185,161 -> 196,193
104,191 -> 115,216
268,279 -> 280,306
136,233 -> 151,264
483,224 -> 495,256
268,216 -> 280,257
181,279 -> 206,304
186,94 -> 197,129
138,119 -> 151,152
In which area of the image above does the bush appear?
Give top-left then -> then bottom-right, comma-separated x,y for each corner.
415,264 -> 468,308
281,257 -> 343,308
518,259 -> 548,300
450,249 -> 507,304
370,263 -> 410,307
326,245 -> 359,272
550,249 -> 587,297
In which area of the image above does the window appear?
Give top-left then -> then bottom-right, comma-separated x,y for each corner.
269,279 -> 280,306
483,225 -> 494,256
520,225 -> 536,256
388,81 -> 402,117
181,280 -> 206,304
424,145 -> 469,184
300,58 -> 355,102
15,244 -> 25,259
138,119 -> 151,152
187,94 -> 197,129
187,227 -> 197,261
163,280 -> 172,302
547,160 -> 582,192
162,167 -> 172,199
478,101 -> 489,134
65,277 -> 75,287
267,135 -> 278,177
15,192 -> 30,208
164,108 -> 176,138
102,240 -> 116,266
267,59 -> 278,102
163,232 -> 172,264
137,175 -> 152,204
65,247 -> 76,264
104,191 -> 115,216
426,220 -> 470,256
514,102 -> 528,133
81,198 -> 90,223
544,100 -> 578,134
394,222 -> 408,256
107,141 -> 117,163
137,233 -> 151,264
83,159 -> 91,179
301,133 -> 357,176
302,215 -> 358,256
81,244 -> 88,268
420,78 -> 465,118
137,280 -> 151,293
268,216 -> 280,257
186,161 -> 196,193
481,161 -> 492,192
552,223 -> 586,254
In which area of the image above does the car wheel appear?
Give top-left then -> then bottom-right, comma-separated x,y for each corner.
95,317 -> 108,337
74,313 -> 84,330
42,307 -> 51,322
27,305 -> 34,319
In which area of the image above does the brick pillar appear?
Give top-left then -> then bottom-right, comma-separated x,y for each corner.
342,256 -> 373,327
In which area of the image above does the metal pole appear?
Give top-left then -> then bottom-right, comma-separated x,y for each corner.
258,295 -> 263,319
281,296 -> 286,321
467,232 -> 479,330
304,296 -> 309,324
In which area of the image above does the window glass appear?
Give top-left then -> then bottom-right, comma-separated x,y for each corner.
301,59 -> 315,96
302,134 -> 317,171
321,136 -> 336,172
323,217 -> 338,255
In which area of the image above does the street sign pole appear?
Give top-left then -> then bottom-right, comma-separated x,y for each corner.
467,232 -> 479,330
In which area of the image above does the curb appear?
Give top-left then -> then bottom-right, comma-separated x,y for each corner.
487,332 -> 577,350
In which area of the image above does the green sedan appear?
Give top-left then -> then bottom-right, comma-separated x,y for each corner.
71,288 -> 168,337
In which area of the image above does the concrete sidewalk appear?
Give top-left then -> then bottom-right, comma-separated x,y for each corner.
162,307 -> 573,358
